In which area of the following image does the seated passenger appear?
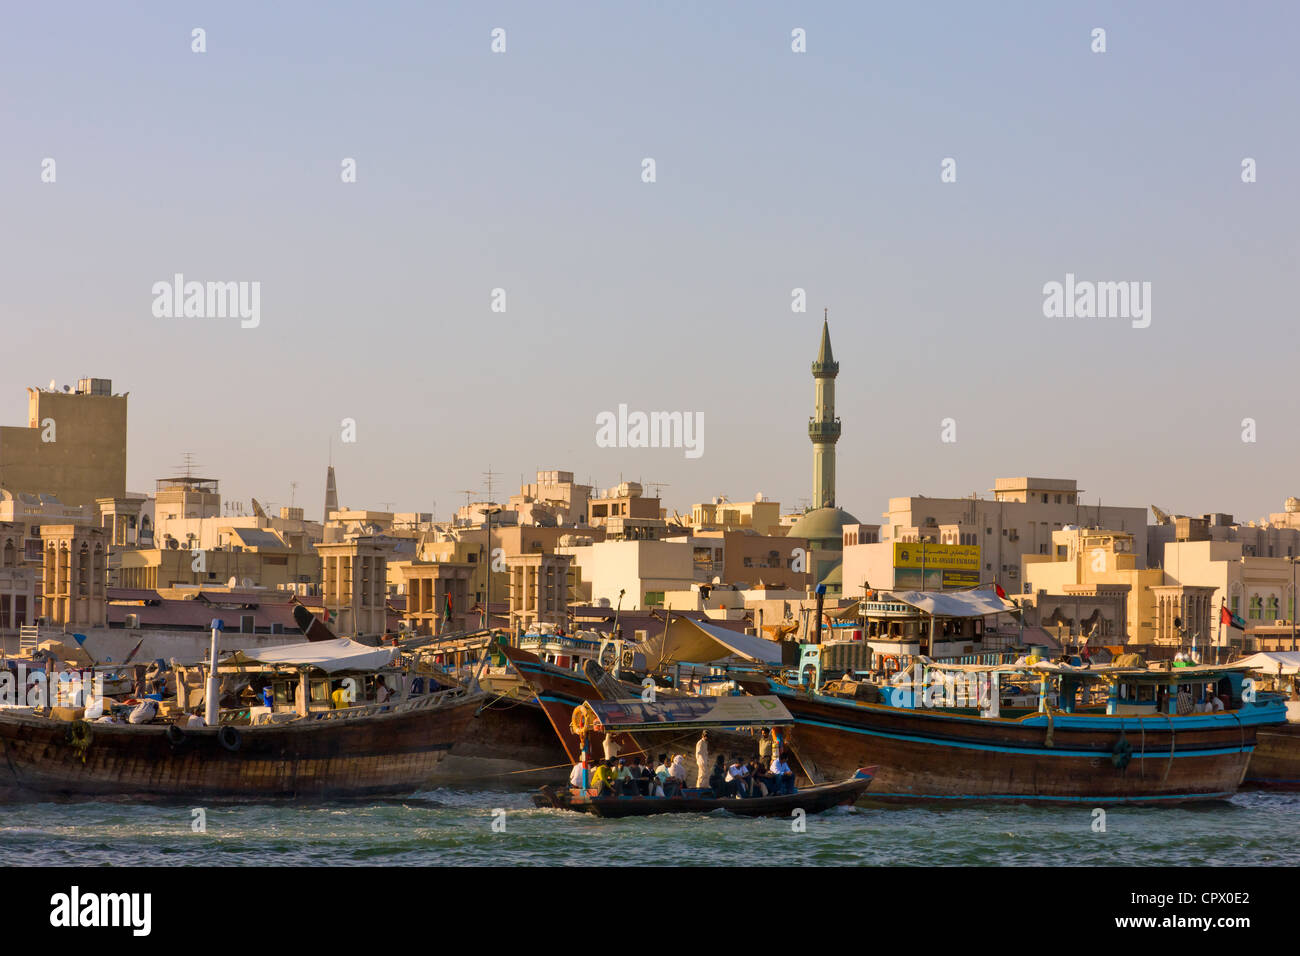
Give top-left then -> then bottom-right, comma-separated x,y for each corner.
725,757 -> 751,798
708,755 -> 726,796
770,751 -> 795,795
590,759 -> 618,797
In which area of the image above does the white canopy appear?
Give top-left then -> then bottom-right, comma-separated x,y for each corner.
226,637 -> 396,674
1234,651 -> 1300,676
877,588 -> 1013,618
639,616 -> 784,669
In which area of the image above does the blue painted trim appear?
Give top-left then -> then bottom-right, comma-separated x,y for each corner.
791,714 -> 1255,759
865,790 -> 1235,802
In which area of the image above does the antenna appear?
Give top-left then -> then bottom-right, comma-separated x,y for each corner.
172,452 -> 201,478
482,465 -> 500,503
380,501 -> 396,512
289,481 -> 299,509
456,490 -> 476,511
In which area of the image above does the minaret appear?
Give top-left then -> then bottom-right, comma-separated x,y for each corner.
808,310 -> 841,510
323,465 -> 338,524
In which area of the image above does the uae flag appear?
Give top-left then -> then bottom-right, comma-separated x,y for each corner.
443,593 -> 454,625
1220,606 -> 1246,631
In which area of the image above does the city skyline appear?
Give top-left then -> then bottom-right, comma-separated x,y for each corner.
3,1 -> 1297,524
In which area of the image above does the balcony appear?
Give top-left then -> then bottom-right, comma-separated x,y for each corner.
808,418 -> 842,442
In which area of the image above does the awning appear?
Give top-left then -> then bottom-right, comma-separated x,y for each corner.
875,588 -> 1014,618
638,616 -> 784,669
226,637 -> 396,674
1234,651 -> 1300,676
581,695 -> 793,731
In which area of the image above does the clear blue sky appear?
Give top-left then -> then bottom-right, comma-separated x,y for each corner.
2,1 -> 1297,523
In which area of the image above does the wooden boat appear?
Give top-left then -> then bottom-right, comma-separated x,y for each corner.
1245,723 -> 1300,790
1232,651 -> 1300,790
533,768 -> 875,818
0,687 -> 483,801
498,643 -> 640,761
0,633 -> 486,802
740,661 -> 1289,805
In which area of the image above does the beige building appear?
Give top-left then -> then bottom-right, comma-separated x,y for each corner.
1021,528 -> 1162,644
317,538 -> 390,639
402,560 -> 474,635
561,539 -> 694,610
40,523 -> 108,628
116,527 -> 320,592
842,539 -> 980,597
506,552 -> 573,631
687,495 -> 783,536
0,379 -> 127,510
509,470 -> 593,526
1160,538 -> 1297,652
665,530 -> 811,591
882,477 -> 1148,593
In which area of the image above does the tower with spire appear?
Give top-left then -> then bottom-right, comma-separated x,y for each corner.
808,310 -> 841,510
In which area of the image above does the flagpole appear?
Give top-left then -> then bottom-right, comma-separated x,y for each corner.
1217,597 -> 1224,665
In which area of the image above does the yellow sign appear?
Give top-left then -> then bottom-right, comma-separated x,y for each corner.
893,543 -> 980,571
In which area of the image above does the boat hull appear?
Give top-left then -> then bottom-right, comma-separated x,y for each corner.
1244,723 -> 1300,790
532,772 -> 873,818
756,683 -> 1285,805
0,690 -> 483,802
434,696 -> 570,782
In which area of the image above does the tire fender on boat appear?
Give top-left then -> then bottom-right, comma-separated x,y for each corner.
218,725 -> 242,752
165,724 -> 186,747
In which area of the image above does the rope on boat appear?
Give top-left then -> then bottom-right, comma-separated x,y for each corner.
1160,712 -> 1176,785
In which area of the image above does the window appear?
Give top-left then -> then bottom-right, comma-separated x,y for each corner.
1055,495 -> 1062,504
1249,595 -> 1262,620
1267,596 -> 1279,619
644,591 -> 665,607
1231,596 -> 1240,616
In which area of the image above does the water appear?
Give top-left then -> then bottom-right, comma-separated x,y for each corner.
3,787 -> 1298,866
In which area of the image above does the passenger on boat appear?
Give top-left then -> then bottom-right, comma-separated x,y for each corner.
627,756 -> 649,795
330,681 -> 350,709
602,731 -> 622,761
758,727 -> 772,764
708,756 -> 726,796
695,730 -> 710,788
569,761 -> 587,788
770,752 -> 795,795
590,759 -> 618,797
669,754 -> 688,793
748,760 -> 772,798
615,758 -> 637,795
654,754 -> 672,796
725,757 -> 751,798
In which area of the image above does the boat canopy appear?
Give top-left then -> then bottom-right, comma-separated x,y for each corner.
225,637 -> 396,674
638,616 -> 784,669
872,588 -> 1013,619
577,695 -> 793,732
1234,651 -> 1300,675
927,660 -> 1252,683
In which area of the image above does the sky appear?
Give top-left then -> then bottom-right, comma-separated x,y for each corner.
2,1 -> 1297,525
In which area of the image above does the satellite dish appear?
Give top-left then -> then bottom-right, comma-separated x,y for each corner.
241,578 -> 254,589
48,379 -> 56,390
227,576 -> 238,588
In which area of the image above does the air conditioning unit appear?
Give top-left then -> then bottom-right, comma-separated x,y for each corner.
125,613 -> 139,629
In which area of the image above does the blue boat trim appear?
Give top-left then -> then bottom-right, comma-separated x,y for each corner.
789,714 -> 1254,758
864,790 -> 1235,802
